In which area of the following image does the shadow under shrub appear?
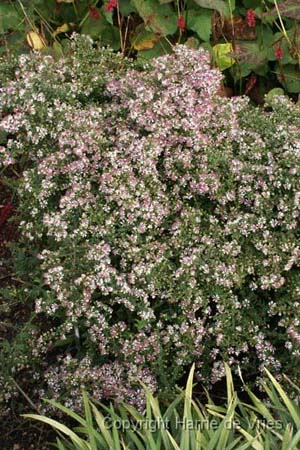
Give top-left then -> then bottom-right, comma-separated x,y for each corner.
1,35 -> 300,414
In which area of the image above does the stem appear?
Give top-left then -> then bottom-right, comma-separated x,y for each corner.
176,0 -> 182,45
273,0 -> 292,46
117,3 -> 124,55
228,0 -> 234,41
79,0 -> 99,28
16,0 -> 38,33
11,378 -> 41,414
123,16 -> 130,56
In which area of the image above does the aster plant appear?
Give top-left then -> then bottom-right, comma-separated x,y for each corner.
1,35 -> 300,413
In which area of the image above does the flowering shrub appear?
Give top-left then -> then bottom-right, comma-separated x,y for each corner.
2,0 -> 300,98
1,35 -> 300,412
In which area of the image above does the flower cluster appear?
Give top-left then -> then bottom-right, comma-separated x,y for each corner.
104,0 -> 118,12
246,9 -> 256,28
1,36 -> 300,412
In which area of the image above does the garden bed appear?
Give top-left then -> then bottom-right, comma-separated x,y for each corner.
1,33 -> 300,449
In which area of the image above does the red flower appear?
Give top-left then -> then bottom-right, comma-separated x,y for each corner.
246,9 -> 256,28
104,0 -> 118,12
89,6 -> 101,20
275,45 -> 284,60
177,15 -> 185,31
0,203 -> 13,227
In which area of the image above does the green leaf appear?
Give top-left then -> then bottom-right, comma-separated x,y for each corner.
137,39 -> 172,61
102,7 -> 114,25
265,87 -> 285,103
81,15 -> 107,38
0,129 -> 7,145
22,414 -> 89,449
81,16 -> 120,50
287,427 -> 300,450
56,438 -> 68,450
119,0 -> 137,16
0,4 -> 22,34
132,0 -> 177,36
179,364 -> 195,450
230,41 -> 268,78
266,32 -> 295,64
213,43 -> 235,70
192,0 -> 229,17
132,28 -> 160,50
243,0 -> 261,7
265,368 -> 300,427
82,392 -> 98,450
234,41 -> 267,67
276,64 -> 300,93
187,9 -> 212,42
185,36 -> 200,49
90,403 -> 115,448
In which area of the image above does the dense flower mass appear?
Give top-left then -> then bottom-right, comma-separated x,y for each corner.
1,36 -> 300,411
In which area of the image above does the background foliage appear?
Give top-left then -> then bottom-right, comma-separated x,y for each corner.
2,0 -> 300,99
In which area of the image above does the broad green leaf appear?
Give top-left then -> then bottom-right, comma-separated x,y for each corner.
265,87 -> 285,103
230,41 -> 268,78
137,39 -> 172,61
81,15 -> 107,38
0,4 -> 23,34
132,28 -> 161,50
187,9 -> 212,42
234,41 -> 267,66
119,0 -> 137,16
185,37 -> 200,49
276,64 -> 300,94
243,0 -> 261,7
265,32 -> 295,64
102,7 -> 114,25
192,0 -> 229,17
213,43 -> 234,70
26,31 -> 47,50
81,17 -> 120,50
52,23 -> 69,38
52,41 -> 64,58
132,0 -> 177,36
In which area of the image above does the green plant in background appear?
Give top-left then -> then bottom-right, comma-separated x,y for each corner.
2,0 -> 300,98
24,364 -> 300,450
